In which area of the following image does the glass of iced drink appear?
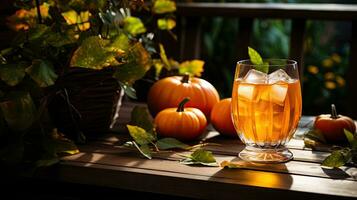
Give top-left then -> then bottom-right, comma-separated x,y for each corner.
232,59 -> 302,163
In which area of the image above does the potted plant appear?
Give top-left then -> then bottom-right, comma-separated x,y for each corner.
0,0 -> 178,169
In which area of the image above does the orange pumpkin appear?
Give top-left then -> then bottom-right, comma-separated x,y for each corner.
147,74 -> 219,119
154,98 -> 207,141
314,104 -> 356,143
210,98 -> 237,137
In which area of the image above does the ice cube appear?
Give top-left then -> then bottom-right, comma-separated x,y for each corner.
238,84 -> 258,102
243,69 -> 268,83
259,82 -> 288,106
270,83 -> 288,106
268,69 -> 292,84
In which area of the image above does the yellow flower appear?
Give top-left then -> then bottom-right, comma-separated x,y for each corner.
336,75 -> 346,87
322,58 -> 333,68
331,53 -> 341,63
324,72 -> 335,80
307,65 -> 319,74
325,81 -> 336,90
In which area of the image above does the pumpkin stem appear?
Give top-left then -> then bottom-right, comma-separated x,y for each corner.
181,74 -> 190,83
177,97 -> 190,112
331,104 -> 339,119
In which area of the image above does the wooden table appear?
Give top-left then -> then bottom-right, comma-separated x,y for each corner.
31,101 -> 357,199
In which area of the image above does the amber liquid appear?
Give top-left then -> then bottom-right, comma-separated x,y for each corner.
232,79 -> 302,147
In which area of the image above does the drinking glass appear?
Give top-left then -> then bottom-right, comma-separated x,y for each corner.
231,59 -> 302,163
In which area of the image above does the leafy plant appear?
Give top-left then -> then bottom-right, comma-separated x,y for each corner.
0,0 -> 181,169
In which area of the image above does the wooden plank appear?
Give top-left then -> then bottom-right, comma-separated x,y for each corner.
56,152 -> 357,199
48,161 -> 355,200
237,18 -> 253,61
289,19 -> 306,83
346,21 -> 357,119
70,144 -> 357,181
179,17 -> 202,60
177,3 -> 357,20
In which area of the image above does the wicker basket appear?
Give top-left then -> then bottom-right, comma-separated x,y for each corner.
48,68 -> 122,141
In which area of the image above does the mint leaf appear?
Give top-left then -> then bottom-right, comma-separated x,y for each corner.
180,149 -> 218,167
126,125 -> 155,146
156,138 -> 190,150
248,47 -> 268,73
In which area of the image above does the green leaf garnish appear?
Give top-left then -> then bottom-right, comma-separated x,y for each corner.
180,149 -> 219,167
157,138 -> 190,150
248,46 -> 268,73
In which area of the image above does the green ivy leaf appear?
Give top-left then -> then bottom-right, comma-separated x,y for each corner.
322,149 -> 352,168
179,60 -> 204,77
123,17 -> 146,36
248,46 -> 268,73
157,138 -> 190,150
0,62 -> 27,86
132,141 -> 152,159
70,36 -> 122,70
26,59 -> 58,87
127,125 -> 155,146
0,92 -> 36,131
180,149 -> 218,167
153,0 -> 176,14
157,18 -> 176,30
113,42 -> 151,85
130,106 -> 156,138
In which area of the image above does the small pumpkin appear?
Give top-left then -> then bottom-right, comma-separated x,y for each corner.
154,98 -> 207,141
314,104 -> 356,143
147,74 -> 220,119
210,98 -> 237,137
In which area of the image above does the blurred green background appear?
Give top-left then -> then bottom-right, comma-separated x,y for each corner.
194,0 -> 355,115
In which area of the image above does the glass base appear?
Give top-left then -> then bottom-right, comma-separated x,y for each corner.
239,146 -> 293,163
